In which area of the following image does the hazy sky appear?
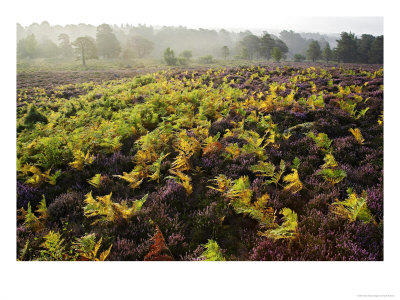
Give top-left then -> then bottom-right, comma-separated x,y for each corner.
15,0 -> 384,36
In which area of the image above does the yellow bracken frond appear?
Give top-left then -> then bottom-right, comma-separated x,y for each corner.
261,208 -> 298,240
225,143 -> 241,159
83,192 -> 148,224
349,128 -> 365,144
321,153 -> 338,169
283,169 -> 303,194
169,169 -> 192,195
207,174 -> 232,193
69,150 -> 94,170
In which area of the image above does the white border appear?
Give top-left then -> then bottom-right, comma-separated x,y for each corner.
1,1 -> 399,299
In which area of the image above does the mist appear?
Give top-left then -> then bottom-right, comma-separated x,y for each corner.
17,20 -> 384,64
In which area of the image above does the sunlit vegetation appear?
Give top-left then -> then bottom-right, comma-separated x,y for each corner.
17,63 -> 383,261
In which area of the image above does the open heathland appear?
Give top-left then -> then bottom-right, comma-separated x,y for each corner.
17,64 -> 383,261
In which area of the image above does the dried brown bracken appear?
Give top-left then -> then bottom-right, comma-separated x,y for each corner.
144,225 -> 174,261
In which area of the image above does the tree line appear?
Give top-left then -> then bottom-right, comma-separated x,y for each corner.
302,32 -> 383,64
17,22 -> 383,65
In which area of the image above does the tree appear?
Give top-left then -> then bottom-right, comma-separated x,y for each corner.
17,23 -> 25,41
369,36 -> 383,64
17,34 -> 37,59
239,34 -> 261,60
58,33 -> 73,58
122,47 -> 135,60
96,24 -> 121,59
163,47 -> 177,66
274,39 -> 289,57
271,47 -> 282,62
199,55 -> 213,64
335,32 -> 358,63
332,48 -> 340,63
260,32 -> 275,60
72,36 -> 97,67
279,30 -> 310,57
37,40 -> 60,58
259,33 -> 288,60
358,34 -> 375,63
127,35 -> 154,58
294,54 -> 306,62
221,45 -> 229,59
322,43 -> 333,63
180,50 -> 192,59
307,40 -> 322,62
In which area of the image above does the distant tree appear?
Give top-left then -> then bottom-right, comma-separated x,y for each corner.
273,39 -> 289,58
199,55 -> 213,64
335,32 -> 358,63
322,43 -> 333,63
58,33 -> 73,58
17,23 -> 25,41
72,36 -> 97,67
180,50 -> 192,59
294,54 -> 306,62
37,40 -> 60,58
122,47 -> 135,60
219,30 -> 232,47
279,30 -> 310,57
260,32 -> 275,60
17,34 -> 37,59
127,35 -> 154,58
239,35 -> 261,60
332,47 -> 340,63
221,45 -> 229,59
96,24 -> 121,59
271,47 -> 282,62
307,40 -> 322,62
369,35 -> 383,64
358,34 -> 375,63
259,33 -> 288,60
240,47 -> 250,60
163,47 -> 177,66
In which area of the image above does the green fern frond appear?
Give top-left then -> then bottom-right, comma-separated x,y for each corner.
45,169 -> 61,185
307,132 -> 332,152
18,240 -> 29,261
355,107 -> 369,119
88,174 -> 102,188
147,152 -> 170,183
250,161 -> 276,177
40,231 -> 66,261
73,233 -> 112,261
291,157 -> 301,170
207,174 -> 232,193
225,143 -> 241,160
232,193 -> 275,228
225,176 -> 252,204
24,202 -> 40,231
262,208 -> 298,240
330,188 -> 375,223
321,153 -> 337,169
266,160 -> 286,186
36,195 -> 48,220
201,240 -> 226,261
317,168 -> 347,184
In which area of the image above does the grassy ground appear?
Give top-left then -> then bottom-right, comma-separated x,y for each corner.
16,57 -> 264,89
17,57 -> 380,90
17,57 -> 243,73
